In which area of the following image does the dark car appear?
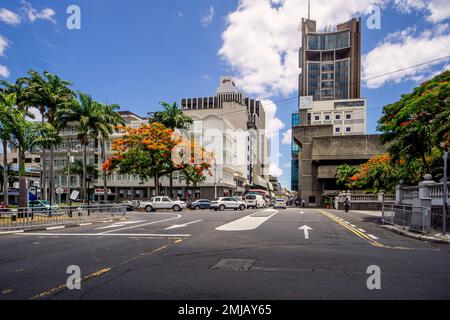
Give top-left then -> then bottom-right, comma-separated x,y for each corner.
190,199 -> 212,210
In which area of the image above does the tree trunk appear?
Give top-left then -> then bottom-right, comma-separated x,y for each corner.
154,172 -> 160,196
18,148 -> 27,208
41,116 -> 47,201
41,148 -> 47,201
2,140 -> 8,206
421,154 -> 432,175
83,143 -> 87,204
49,146 -> 55,205
169,172 -> 174,199
102,138 -> 108,202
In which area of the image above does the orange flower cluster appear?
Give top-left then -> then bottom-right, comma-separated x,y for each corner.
103,122 -> 215,176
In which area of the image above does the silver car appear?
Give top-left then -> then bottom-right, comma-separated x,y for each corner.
211,197 -> 247,211
140,196 -> 186,212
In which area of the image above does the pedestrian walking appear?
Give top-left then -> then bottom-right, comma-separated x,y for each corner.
302,199 -> 306,208
344,197 -> 351,213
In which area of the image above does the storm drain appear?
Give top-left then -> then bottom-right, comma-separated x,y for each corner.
211,258 -> 255,271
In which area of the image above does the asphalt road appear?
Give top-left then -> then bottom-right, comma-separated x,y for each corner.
0,207 -> 449,300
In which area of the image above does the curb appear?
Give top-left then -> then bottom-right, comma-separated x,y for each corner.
0,217 -> 128,236
381,225 -> 450,244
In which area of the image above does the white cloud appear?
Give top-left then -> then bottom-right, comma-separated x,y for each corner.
27,107 -> 43,122
0,35 -> 8,56
0,8 -> 21,26
394,0 -> 450,23
21,1 -> 56,24
178,12 -> 184,18
219,0 -> 386,97
263,100 -> 285,139
282,129 -> 292,145
0,65 -> 9,78
201,5 -> 215,26
269,163 -> 283,178
363,23 -> 450,88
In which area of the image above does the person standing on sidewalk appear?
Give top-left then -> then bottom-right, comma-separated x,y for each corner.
344,197 -> 351,213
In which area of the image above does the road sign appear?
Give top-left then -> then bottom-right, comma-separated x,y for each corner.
70,190 -> 80,201
56,187 -> 64,195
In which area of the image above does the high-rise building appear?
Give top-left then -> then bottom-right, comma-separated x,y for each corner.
293,17 -> 386,207
181,77 -> 270,199
299,18 -> 362,102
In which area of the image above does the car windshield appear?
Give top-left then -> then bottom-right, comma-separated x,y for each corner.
246,195 -> 256,200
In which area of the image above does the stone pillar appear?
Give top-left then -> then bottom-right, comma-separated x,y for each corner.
417,174 -> 434,230
395,180 -> 405,204
378,190 -> 385,203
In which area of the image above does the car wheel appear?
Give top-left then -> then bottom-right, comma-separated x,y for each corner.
219,205 -> 225,211
194,206 -> 200,210
145,205 -> 153,213
173,205 -> 181,212
239,205 -> 246,211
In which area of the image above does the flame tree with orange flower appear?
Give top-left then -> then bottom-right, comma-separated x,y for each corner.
103,122 -> 213,197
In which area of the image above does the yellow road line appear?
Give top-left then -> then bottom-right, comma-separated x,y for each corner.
30,239 -> 184,300
316,209 -> 394,249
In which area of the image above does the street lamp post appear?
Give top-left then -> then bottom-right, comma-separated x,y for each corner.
443,150 -> 448,236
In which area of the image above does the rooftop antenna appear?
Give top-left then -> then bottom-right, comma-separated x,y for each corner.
308,0 -> 310,20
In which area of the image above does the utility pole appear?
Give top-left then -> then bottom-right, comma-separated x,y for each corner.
443,150 -> 448,236
214,163 -> 217,199
308,0 -> 310,20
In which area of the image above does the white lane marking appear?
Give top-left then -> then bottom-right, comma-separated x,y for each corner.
165,220 -> 202,230
358,228 -> 367,233
344,221 -> 350,224
216,210 -> 278,231
99,214 -> 182,234
78,223 -> 93,227
0,230 -> 24,235
95,220 -> 145,230
299,211 -> 304,215
351,224 -> 357,228
368,234 -> 379,240
299,225 -> 313,239
14,233 -> 191,238
46,226 -> 65,230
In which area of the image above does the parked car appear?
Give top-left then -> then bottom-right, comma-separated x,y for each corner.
140,196 -> 186,212
273,198 -> 287,209
0,202 -> 6,209
245,194 -> 265,209
29,200 -> 60,213
190,199 -> 212,210
211,197 -> 247,211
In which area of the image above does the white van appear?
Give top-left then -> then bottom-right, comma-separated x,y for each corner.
245,194 -> 265,209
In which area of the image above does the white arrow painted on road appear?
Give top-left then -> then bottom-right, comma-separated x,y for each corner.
299,225 -> 313,239
299,211 -> 304,215
165,220 -> 202,230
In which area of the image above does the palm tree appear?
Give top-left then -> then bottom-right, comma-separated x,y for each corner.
95,104 -> 124,201
57,93 -> 103,203
0,92 -> 15,206
154,101 -> 193,198
0,79 -> 31,206
21,70 -> 75,204
1,93 -> 58,208
63,159 -> 98,199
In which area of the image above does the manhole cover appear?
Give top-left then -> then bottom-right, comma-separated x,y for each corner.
211,258 -> 255,271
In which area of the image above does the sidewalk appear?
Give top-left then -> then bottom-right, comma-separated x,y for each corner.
351,210 -> 382,217
381,224 -> 450,244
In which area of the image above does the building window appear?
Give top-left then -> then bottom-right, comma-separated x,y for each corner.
314,115 -> 320,121
335,114 -> 341,120
346,114 -> 352,120
325,115 -> 330,121
346,127 -> 351,133
336,127 -> 341,133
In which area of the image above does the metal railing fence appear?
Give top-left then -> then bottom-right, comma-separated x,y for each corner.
382,203 -> 431,234
0,204 -> 127,231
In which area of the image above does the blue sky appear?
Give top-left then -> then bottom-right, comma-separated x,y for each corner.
1,0 -> 449,189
